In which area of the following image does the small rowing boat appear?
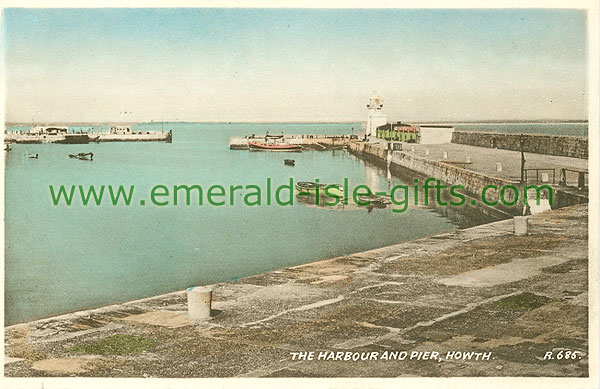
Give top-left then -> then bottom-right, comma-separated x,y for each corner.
295,182 -> 344,198
69,152 -> 94,161
357,194 -> 391,208
248,142 -> 302,151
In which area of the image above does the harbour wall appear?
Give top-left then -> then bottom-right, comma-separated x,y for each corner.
4,132 -> 172,144
348,141 -> 587,215
229,134 -> 353,150
348,141 -> 522,215
94,132 -> 172,142
451,131 -> 588,159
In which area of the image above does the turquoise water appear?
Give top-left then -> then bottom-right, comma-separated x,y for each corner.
3,122 -> 519,325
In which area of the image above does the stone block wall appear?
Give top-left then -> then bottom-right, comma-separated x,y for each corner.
451,131 -> 588,159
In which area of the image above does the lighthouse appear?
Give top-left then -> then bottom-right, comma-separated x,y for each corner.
366,95 -> 387,137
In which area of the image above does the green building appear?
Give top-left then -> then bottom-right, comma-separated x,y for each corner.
376,122 -> 419,142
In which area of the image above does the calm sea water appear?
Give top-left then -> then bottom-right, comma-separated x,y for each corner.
3,122 -> 581,325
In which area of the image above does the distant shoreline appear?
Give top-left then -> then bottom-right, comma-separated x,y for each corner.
4,119 -> 589,127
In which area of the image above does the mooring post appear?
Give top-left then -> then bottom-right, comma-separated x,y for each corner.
187,286 -> 212,322
513,216 -> 528,235
577,172 -> 585,190
520,134 -> 526,183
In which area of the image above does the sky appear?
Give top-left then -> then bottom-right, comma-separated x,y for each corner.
2,8 -> 588,123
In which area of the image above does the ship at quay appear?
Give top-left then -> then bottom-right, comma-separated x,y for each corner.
3,125 -> 172,144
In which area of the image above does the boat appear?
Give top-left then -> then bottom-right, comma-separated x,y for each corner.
296,194 -> 370,211
248,141 -> 302,151
284,159 -> 295,166
4,126 -> 71,144
295,182 -> 344,198
54,133 -> 90,144
68,152 -> 94,161
98,126 -> 172,143
357,194 -> 391,208
4,127 -> 90,144
4,125 -> 172,144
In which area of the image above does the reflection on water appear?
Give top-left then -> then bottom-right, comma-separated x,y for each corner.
299,153 -> 506,229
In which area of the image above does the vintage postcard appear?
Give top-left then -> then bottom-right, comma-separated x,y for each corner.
1,1 -> 598,388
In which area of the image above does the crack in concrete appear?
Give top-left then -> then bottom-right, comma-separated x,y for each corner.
241,295 -> 345,327
399,292 -> 519,333
337,292 -> 520,350
351,282 -> 406,293
437,249 -> 584,287
27,322 -> 125,344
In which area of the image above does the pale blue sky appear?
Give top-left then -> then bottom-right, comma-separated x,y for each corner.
2,8 -> 588,122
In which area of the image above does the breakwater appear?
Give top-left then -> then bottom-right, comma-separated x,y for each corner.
451,131 -> 588,159
93,131 -> 172,142
229,134 -> 354,150
4,130 -> 172,144
348,141 -> 522,215
348,141 -> 588,215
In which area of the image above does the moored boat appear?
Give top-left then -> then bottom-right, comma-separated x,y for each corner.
357,194 -> 391,208
68,152 -> 94,161
55,134 -> 90,144
4,126 -> 172,144
295,182 -> 344,198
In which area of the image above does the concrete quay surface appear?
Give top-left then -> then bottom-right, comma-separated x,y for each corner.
402,143 -> 588,186
4,205 -> 589,378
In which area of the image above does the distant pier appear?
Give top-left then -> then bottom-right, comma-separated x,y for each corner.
229,134 -> 356,150
4,125 -> 172,144
348,134 -> 588,215
92,131 -> 172,143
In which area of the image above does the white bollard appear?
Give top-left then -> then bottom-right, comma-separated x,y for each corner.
410,146 -> 415,152
496,163 -> 502,172
425,149 -> 430,156
187,286 -> 212,322
466,156 -> 471,163
443,151 -> 448,159
513,216 -> 528,235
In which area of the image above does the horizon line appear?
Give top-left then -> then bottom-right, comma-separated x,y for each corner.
4,119 -> 589,127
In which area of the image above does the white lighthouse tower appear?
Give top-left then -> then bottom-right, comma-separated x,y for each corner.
366,95 -> 387,137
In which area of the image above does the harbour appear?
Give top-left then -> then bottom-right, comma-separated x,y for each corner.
2,6 -> 594,384
4,117 -> 590,377
4,122 -> 479,326
3,119 -> 589,327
